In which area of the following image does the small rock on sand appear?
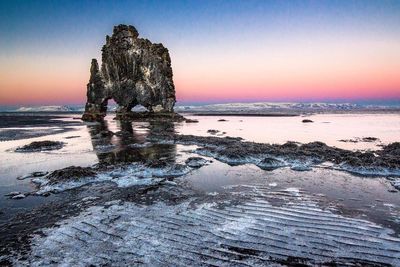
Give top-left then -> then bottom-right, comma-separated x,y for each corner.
15,141 -> 64,152
339,137 -> 380,143
17,171 -> 48,180
65,135 -> 81,139
185,119 -> 199,123
257,157 -> 286,171
46,166 -> 96,184
11,194 -> 26,199
185,157 -> 209,168
362,137 -> 379,142
5,191 -> 21,197
290,165 -> 312,171
302,119 -> 313,123
32,171 -> 48,177
207,129 -> 219,135
339,139 -> 359,143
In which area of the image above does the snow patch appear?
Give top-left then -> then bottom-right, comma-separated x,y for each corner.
32,163 -> 194,194
284,187 -> 301,197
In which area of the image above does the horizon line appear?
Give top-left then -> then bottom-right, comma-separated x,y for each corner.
1,98 -> 400,107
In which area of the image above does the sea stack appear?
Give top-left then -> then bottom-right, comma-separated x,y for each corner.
82,24 -> 178,121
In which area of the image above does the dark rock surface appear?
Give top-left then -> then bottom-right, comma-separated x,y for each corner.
362,137 -> 379,142
0,115 -> 80,141
65,135 -> 81,139
185,157 -> 209,168
185,118 -> 199,123
82,25 -> 177,121
207,129 -> 219,135
339,137 -> 380,143
17,172 -> 48,180
45,166 -> 96,184
150,131 -> 400,176
15,141 -> 64,152
11,194 -> 26,200
0,114 -> 79,128
4,192 -> 21,197
256,157 -> 286,170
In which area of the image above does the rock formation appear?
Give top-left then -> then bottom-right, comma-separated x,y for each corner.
82,25 -> 178,121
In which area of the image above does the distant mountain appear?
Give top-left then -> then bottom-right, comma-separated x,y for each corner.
15,105 -> 75,112
175,102 -> 399,114
12,105 -> 88,112
0,102 -> 398,113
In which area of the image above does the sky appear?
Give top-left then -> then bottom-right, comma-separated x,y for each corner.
0,0 -> 399,106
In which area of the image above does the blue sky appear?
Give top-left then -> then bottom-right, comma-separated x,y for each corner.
0,0 -> 399,105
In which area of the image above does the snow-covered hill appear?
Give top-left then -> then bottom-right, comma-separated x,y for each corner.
175,102 -> 400,114
175,102 -> 362,113
15,106 -> 74,112
1,102 -> 398,113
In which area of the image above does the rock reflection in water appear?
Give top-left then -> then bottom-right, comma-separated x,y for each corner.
87,119 -> 177,166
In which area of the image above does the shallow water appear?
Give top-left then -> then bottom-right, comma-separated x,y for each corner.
0,112 -> 399,265
178,113 -> 400,150
185,162 -> 400,232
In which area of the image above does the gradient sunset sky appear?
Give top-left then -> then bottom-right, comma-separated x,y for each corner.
0,0 -> 399,105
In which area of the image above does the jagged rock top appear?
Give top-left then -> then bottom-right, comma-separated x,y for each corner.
104,25 -> 139,50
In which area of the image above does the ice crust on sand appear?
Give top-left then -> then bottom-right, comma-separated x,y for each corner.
391,178 -> 400,190
32,163 -> 194,194
19,197 -> 400,266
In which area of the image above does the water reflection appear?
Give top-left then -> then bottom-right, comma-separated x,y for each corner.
86,119 -> 177,165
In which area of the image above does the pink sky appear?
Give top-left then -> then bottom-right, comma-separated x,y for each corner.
2,37 -> 398,105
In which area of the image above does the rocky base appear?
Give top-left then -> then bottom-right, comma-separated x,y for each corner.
114,111 -> 186,122
81,112 -> 106,121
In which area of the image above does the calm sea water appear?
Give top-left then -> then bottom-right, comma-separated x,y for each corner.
1,112 -> 400,265
0,112 -> 399,229
178,113 -> 400,150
